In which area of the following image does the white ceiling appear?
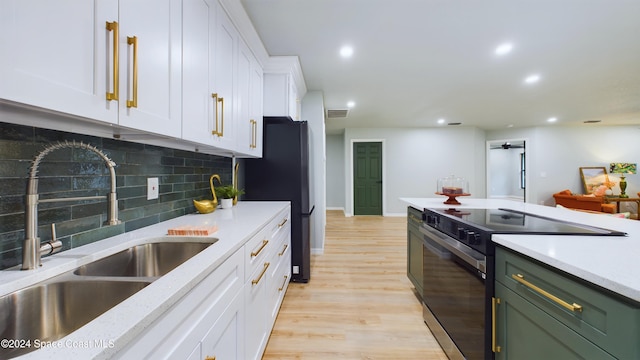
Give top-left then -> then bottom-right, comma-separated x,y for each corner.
240,0 -> 640,135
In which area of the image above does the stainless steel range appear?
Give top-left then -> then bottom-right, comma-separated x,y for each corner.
417,207 -> 625,360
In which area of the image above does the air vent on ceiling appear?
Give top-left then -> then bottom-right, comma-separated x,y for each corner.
583,120 -> 601,124
447,122 -> 462,126
327,109 -> 350,119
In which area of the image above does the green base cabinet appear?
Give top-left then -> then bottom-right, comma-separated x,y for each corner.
407,206 -> 424,298
494,247 -> 640,360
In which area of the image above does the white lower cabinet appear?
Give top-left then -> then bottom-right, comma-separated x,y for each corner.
114,205 -> 291,360
114,248 -> 244,359
244,207 -> 292,360
199,290 -> 245,360
244,259 -> 271,360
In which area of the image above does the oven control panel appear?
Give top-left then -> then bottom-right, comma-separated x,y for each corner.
424,210 -> 492,255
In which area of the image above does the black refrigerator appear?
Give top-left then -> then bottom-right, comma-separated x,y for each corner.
244,117 -> 314,282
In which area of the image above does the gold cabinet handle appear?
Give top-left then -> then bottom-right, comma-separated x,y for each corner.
126,36 -> 138,108
252,120 -> 257,148
252,262 -> 270,285
278,275 -> 289,291
211,93 -> 219,135
106,21 -> 119,101
250,119 -> 256,148
492,297 -> 501,353
211,94 -> 224,136
218,97 -> 224,136
278,218 -> 288,228
408,214 -> 422,225
512,274 -> 583,312
205,357 -> 216,360
278,244 -> 288,256
250,239 -> 268,257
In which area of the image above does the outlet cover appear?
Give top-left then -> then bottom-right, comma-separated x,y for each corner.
147,177 -> 159,200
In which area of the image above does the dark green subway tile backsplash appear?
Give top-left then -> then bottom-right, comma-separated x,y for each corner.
0,121 -> 232,270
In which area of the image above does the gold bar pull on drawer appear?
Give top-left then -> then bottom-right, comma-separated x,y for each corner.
512,274 -> 583,312
278,218 -> 288,228
278,244 -> 288,256
278,275 -> 289,291
252,262 -> 270,285
251,239 -> 268,257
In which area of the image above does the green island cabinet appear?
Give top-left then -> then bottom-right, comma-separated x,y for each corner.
406,206 -> 424,299
494,247 -> 640,360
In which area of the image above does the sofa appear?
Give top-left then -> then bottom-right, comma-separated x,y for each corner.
553,190 -> 616,213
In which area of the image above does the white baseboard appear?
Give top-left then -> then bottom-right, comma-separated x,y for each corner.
311,248 -> 324,255
384,212 -> 406,217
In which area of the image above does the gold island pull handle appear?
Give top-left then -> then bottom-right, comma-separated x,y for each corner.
211,93 -> 219,135
126,36 -> 138,108
492,297 -> 501,353
251,239 -> 268,257
278,244 -> 288,256
205,356 -> 216,360
278,275 -> 289,291
106,21 -> 119,101
512,274 -> 583,312
252,262 -> 270,286
278,218 -> 288,228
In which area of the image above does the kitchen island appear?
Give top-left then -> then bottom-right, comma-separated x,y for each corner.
401,197 -> 640,302
0,201 -> 290,359
402,197 -> 640,359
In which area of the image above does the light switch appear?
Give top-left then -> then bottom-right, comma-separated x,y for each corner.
147,177 -> 159,200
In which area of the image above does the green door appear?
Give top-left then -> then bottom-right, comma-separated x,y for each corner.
353,142 -> 382,215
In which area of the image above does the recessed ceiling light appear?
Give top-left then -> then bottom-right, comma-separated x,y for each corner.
524,74 -> 541,84
507,124 -> 514,128
340,45 -> 353,58
437,118 -> 446,124
347,101 -> 355,108
495,43 -> 513,56
547,117 -> 557,123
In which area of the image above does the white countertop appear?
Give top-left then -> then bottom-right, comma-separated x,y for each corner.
0,201 -> 289,360
401,197 -> 640,303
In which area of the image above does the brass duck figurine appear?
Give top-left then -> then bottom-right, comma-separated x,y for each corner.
193,174 -> 221,214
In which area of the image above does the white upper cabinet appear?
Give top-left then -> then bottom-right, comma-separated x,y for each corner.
182,0 -> 217,146
117,0 -> 182,137
0,0 -> 182,137
210,3 -> 237,150
263,56 -> 306,121
264,73 -> 297,119
249,58 -> 264,156
0,0 -> 118,124
235,39 -> 263,157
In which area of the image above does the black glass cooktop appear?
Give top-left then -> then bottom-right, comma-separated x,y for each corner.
431,208 -> 627,236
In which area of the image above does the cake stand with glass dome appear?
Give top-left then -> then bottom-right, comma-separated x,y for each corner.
436,175 -> 470,205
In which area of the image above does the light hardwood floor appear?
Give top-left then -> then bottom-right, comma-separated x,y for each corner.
262,210 -> 447,359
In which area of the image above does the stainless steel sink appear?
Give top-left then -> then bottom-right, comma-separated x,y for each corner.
0,280 -> 150,359
74,240 -> 217,277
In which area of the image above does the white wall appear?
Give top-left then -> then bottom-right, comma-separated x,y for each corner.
342,127 -> 487,216
487,125 -> 640,209
301,91 -> 326,253
325,133 -> 345,210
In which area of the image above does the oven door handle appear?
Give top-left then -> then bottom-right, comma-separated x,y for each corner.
420,225 -> 486,273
